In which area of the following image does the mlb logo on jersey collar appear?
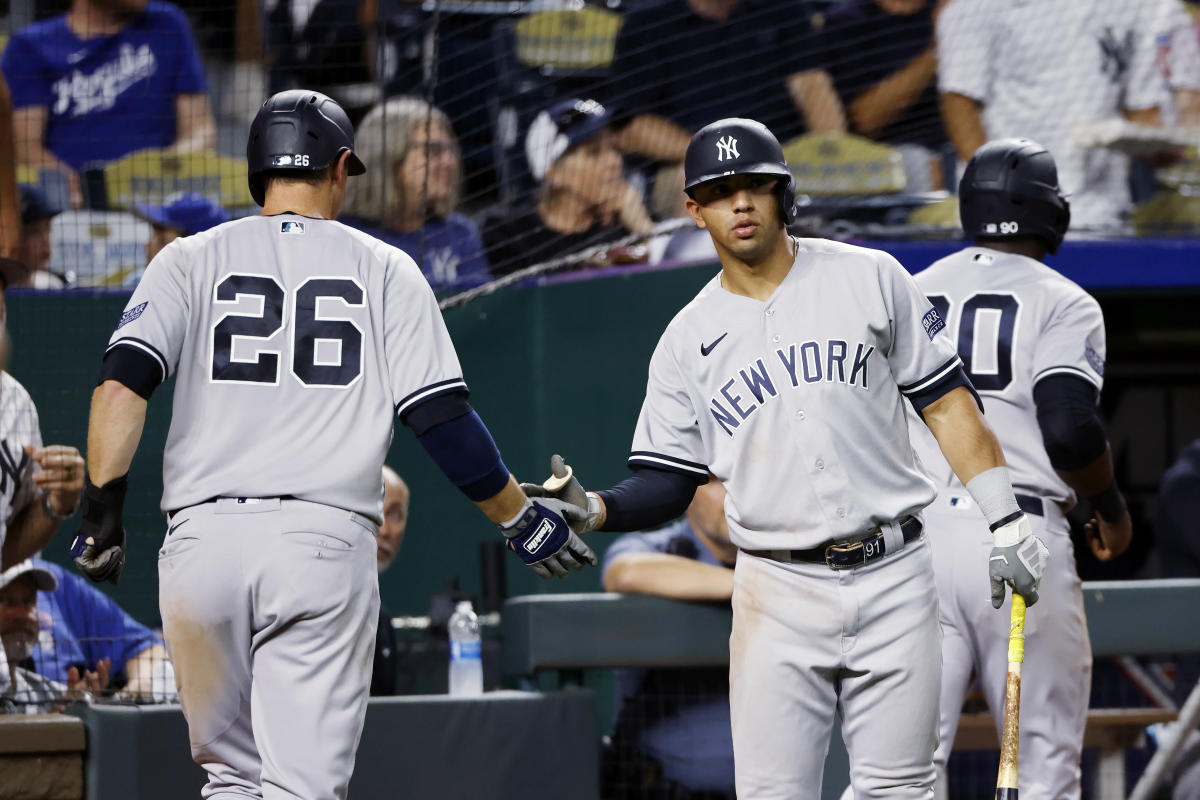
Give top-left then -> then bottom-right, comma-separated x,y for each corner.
281,221 -> 305,234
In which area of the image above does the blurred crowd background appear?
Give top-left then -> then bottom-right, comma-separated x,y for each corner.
0,0 -> 1197,295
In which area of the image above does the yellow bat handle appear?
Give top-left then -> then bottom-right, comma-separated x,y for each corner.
996,593 -> 1027,798
1008,593 -> 1026,664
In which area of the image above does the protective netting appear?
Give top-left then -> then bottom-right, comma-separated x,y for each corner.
1,0 -> 1197,300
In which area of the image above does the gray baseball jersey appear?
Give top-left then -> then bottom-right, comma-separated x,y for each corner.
907,246 -> 1105,505
937,0 -> 1184,226
908,246 -> 1103,798
630,237 -> 963,550
0,373 -> 44,551
107,214 -> 465,519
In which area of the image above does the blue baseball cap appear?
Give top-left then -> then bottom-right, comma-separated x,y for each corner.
134,193 -> 230,235
525,98 -> 614,182
19,184 -> 61,224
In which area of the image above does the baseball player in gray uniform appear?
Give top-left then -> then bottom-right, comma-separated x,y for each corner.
526,118 -> 1049,798
908,139 -> 1133,799
68,90 -> 595,800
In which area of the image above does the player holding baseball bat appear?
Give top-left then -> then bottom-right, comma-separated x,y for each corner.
907,138 -> 1133,799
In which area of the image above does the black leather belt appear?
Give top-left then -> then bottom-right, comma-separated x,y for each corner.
743,516 -> 923,570
1015,493 -> 1043,518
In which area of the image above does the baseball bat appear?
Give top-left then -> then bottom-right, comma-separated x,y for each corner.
995,593 -> 1027,800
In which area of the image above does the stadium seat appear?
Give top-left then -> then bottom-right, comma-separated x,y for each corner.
782,132 -> 908,196
49,210 -> 150,287
88,148 -> 254,212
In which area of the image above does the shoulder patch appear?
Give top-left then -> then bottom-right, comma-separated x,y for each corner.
116,301 -> 148,330
1085,340 -> 1105,377
921,306 -> 946,340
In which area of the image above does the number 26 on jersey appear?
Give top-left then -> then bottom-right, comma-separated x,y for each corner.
210,273 -> 364,388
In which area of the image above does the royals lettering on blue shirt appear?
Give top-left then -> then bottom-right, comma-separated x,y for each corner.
341,213 -> 490,292
1,2 -> 208,171
30,559 -> 161,686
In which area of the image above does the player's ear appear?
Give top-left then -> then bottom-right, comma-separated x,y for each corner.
685,196 -> 706,229
333,151 -> 352,186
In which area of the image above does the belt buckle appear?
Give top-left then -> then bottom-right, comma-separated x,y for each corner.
826,541 -> 865,570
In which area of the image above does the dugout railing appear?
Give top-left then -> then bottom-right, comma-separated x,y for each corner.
501,579 -> 1200,800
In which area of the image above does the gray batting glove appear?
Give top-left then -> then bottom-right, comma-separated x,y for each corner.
499,497 -> 598,579
519,454 -> 603,534
988,514 -> 1050,608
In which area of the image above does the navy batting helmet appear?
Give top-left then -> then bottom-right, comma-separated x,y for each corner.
684,118 -> 797,224
959,138 -> 1070,254
246,90 -> 366,207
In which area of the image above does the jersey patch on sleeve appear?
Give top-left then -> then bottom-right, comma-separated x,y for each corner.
921,306 -> 946,340
1085,340 -> 1105,376
116,301 -> 148,330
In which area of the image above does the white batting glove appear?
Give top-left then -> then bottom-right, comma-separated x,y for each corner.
988,514 -> 1050,608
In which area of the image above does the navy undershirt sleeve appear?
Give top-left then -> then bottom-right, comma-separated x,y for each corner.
1033,374 -> 1107,471
406,395 -> 509,502
597,467 -> 704,532
98,346 -> 163,399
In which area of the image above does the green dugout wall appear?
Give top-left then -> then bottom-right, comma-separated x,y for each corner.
8,247 -> 1199,623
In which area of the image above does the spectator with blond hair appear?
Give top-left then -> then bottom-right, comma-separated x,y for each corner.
340,96 -> 489,292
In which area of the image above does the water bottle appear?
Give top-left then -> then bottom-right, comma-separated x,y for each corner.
448,600 -> 483,696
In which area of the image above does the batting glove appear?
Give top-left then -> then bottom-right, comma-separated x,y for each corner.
518,454 -> 603,534
500,497 -> 597,579
69,475 -> 129,585
988,514 -> 1050,608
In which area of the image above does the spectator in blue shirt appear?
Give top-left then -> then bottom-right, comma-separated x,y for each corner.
29,558 -> 175,702
601,476 -> 737,799
340,96 -> 491,293
1,0 -> 216,208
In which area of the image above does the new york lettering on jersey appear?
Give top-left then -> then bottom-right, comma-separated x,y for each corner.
629,238 -> 965,549
708,339 -> 875,437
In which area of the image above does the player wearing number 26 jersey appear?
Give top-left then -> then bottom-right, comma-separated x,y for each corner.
907,139 -> 1132,799
71,90 -> 595,800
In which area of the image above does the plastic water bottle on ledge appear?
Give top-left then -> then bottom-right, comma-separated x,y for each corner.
448,600 -> 483,696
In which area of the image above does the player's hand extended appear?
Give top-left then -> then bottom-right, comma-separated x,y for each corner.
499,496 -> 597,579
988,514 -> 1050,608
519,454 -> 604,534
1085,510 -> 1132,562
26,444 -> 84,517
69,475 -> 129,585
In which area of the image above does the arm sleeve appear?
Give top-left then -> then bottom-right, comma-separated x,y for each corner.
0,34 -> 49,110
1030,285 -> 1105,392
382,249 -> 468,417
628,336 -> 709,479
936,0 -> 993,101
597,467 -> 701,533
878,252 -> 971,410
409,399 -> 510,502
1032,375 -> 1107,471
104,245 -> 189,389
166,4 -> 209,94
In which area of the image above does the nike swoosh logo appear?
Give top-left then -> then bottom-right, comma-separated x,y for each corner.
700,332 -> 728,357
168,518 -> 190,536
